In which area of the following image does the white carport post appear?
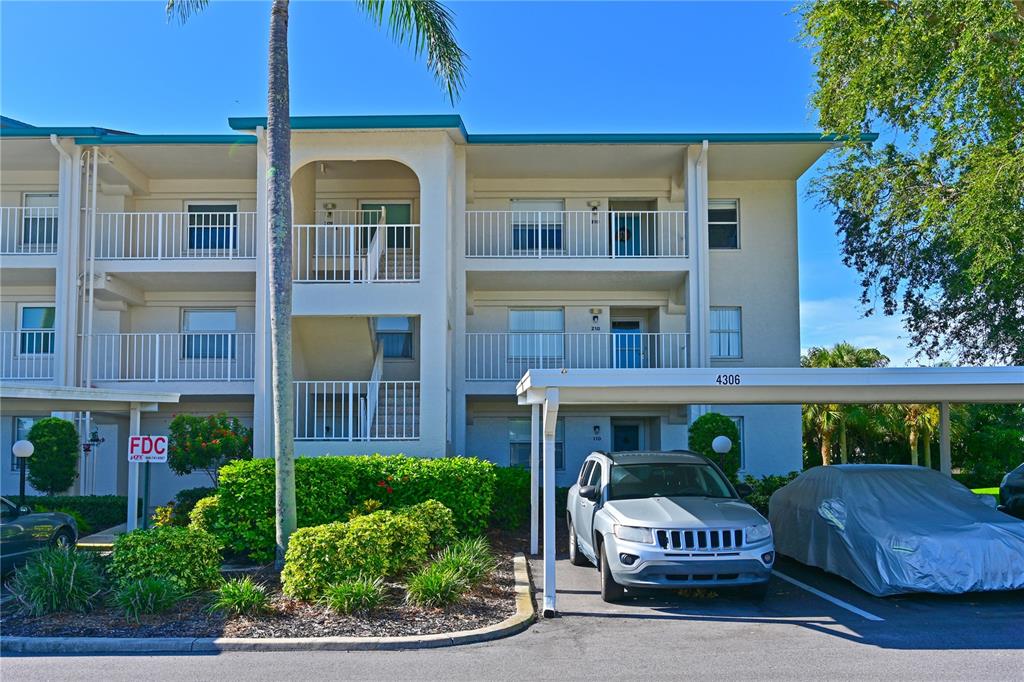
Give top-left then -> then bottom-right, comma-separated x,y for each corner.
530,402 -> 540,556
542,388 -> 560,618
126,403 -> 141,531
939,401 -> 952,476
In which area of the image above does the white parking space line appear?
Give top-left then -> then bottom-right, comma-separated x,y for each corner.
772,570 -> 884,622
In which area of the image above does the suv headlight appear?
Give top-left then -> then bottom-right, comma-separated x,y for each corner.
746,523 -> 772,543
613,525 -> 653,544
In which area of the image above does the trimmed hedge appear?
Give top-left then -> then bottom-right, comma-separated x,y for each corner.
24,495 -> 140,532
211,455 -> 496,563
109,526 -> 222,592
490,466 -> 531,530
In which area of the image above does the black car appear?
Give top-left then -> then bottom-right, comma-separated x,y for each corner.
999,463 -> 1024,520
0,496 -> 78,576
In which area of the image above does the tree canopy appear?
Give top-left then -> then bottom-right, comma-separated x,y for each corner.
801,0 -> 1024,364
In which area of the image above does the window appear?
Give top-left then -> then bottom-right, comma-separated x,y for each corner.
11,417 -> 37,472
508,417 -> 564,470
508,308 -> 564,365
18,305 -> 55,355
182,309 -> 236,359
729,416 -> 745,470
710,307 -> 742,359
22,193 -> 58,249
578,460 -> 594,486
187,203 -> 238,251
376,317 -> 414,358
708,199 -> 739,249
511,199 -> 564,254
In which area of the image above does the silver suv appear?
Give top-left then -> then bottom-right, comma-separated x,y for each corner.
566,450 -> 774,602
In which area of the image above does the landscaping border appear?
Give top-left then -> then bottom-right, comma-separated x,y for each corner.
1,554 -> 535,654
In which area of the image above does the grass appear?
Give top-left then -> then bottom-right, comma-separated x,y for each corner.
112,577 -> 186,622
320,576 -> 387,615
209,576 -> 271,616
972,487 -> 1000,496
405,563 -> 468,608
9,548 -> 105,616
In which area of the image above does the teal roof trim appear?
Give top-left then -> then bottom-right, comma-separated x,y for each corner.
228,114 -> 468,137
1,126 -> 130,138
73,134 -> 257,145
464,132 -> 879,145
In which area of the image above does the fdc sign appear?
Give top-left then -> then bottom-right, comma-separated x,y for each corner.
128,435 -> 168,463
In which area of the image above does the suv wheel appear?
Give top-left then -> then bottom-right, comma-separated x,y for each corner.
599,541 -> 625,603
51,528 -> 75,549
567,519 -> 588,566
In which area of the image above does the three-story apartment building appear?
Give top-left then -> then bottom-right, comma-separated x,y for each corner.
1,114 -> 863,503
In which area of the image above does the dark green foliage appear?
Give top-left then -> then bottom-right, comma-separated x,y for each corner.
167,413 -> 252,485
320,576 -> 387,615
23,495 -> 137,532
9,548 -> 104,616
739,473 -> 800,515
953,403 -> 1024,486
213,455 -> 496,563
109,526 -> 222,592
113,577 -> 185,622
209,576 -> 270,616
404,499 -> 457,551
490,466 -> 530,530
153,486 -> 216,527
405,563 -> 469,608
25,417 -> 79,494
433,537 -> 496,587
688,413 -> 741,480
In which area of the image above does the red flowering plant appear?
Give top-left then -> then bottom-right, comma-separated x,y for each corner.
167,413 -> 253,485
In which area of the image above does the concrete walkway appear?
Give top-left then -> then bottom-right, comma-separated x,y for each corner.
77,523 -> 126,550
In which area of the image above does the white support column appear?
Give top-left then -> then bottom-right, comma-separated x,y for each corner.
126,403 -> 141,531
542,388 -> 560,618
530,402 -> 540,556
940,401 -> 952,476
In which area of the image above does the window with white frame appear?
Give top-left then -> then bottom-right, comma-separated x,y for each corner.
708,199 -> 739,249
508,417 -> 564,470
508,308 -> 564,366
710,307 -> 742,359
22,193 -> 58,249
11,417 -> 37,472
186,203 -> 238,251
182,309 -> 236,359
18,304 -> 55,355
511,199 -> 564,254
376,317 -> 414,358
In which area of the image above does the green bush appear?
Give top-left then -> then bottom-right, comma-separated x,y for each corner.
281,510 -> 430,600
25,417 -> 79,494
490,467 -> 531,530
739,472 -> 800,515
109,526 -> 222,592
689,413 -> 742,480
113,577 -> 185,622
153,486 -> 216,528
214,455 -> 496,563
320,576 -> 387,615
9,548 -> 104,616
433,537 -> 497,587
23,495 -> 138,532
404,500 -> 457,550
31,505 -> 91,535
209,576 -> 270,616
167,413 -> 252,485
189,495 -> 221,534
405,563 -> 468,608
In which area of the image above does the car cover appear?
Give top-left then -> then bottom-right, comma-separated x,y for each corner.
769,465 -> 1024,596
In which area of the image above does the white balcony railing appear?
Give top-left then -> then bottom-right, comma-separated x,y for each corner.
466,332 -> 689,381
465,210 -> 688,258
92,212 -> 257,260
294,380 -> 420,440
293,224 -> 420,282
87,332 -> 256,382
0,330 -> 56,380
1,207 -> 59,255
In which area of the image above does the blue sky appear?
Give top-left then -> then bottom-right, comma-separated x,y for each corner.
0,0 -> 919,365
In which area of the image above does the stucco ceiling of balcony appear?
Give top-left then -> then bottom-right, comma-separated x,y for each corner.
0,138 -> 60,171
304,159 -> 417,180
100,145 -> 257,180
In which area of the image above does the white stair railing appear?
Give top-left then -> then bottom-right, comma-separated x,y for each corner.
294,380 -> 419,440
292,224 -> 420,282
362,345 -> 385,439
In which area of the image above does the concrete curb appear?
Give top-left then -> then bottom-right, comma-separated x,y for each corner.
1,554 -> 536,654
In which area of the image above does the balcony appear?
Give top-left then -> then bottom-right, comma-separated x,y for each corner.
1,207 -> 58,255
466,332 -> 689,381
86,332 -> 255,383
465,210 -> 687,259
293,223 -> 420,283
91,212 -> 257,260
294,380 -> 420,440
0,330 -> 55,380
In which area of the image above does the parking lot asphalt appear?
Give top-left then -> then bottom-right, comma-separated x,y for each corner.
3,553 -> 1022,682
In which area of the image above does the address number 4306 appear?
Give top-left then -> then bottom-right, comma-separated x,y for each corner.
714,374 -> 741,386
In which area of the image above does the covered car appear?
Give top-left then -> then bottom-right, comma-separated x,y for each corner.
999,463 -> 1024,520
769,465 -> 1024,596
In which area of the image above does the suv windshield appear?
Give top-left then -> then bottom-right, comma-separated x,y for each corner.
608,462 -> 734,500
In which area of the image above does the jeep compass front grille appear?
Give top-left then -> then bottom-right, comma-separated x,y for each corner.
654,528 -> 744,551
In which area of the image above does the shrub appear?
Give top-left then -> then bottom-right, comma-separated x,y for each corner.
23,495 -> 138,532
214,455 -> 497,563
189,495 -> 221,534
404,500 -> 457,551
209,576 -> 270,616
109,526 -> 222,592
9,548 -> 104,616
490,466 -> 530,530
346,498 -> 383,520
739,472 -> 800,515
153,486 -> 217,528
25,417 -> 79,494
434,537 -> 497,587
113,577 -> 185,622
167,413 -> 252,485
31,505 -> 91,535
405,563 -> 468,608
281,510 -> 430,599
320,576 -> 387,615
152,504 -> 176,528
689,413 -> 742,480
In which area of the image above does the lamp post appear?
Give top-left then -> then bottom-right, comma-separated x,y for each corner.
12,439 -> 34,506
712,435 -> 732,472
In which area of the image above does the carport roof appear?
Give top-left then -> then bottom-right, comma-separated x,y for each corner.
0,385 -> 180,413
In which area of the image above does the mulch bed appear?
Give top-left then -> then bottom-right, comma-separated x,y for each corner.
0,554 -> 517,640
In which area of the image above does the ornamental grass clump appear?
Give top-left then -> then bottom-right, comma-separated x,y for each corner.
433,536 -> 497,587
113,577 -> 185,623
320,576 -> 387,615
209,576 -> 271,616
9,548 -> 104,616
405,563 -> 468,608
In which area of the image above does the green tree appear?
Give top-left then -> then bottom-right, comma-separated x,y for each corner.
801,0 -> 1024,364
952,403 -> 1024,484
167,0 -> 466,567
167,413 -> 253,485
885,403 -> 940,467
26,417 -> 79,494
688,412 -> 741,479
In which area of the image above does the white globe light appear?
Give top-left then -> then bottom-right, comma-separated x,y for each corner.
711,435 -> 733,454
12,440 -> 34,459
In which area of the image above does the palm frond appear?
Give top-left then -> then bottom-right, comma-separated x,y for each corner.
166,0 -> 210,25
357,0 -> 467,103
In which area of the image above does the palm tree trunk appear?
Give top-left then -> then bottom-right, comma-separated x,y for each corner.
839,420 -> 849,464
267,0 -> 296,569
909,426 -> 919,466
923,437 -> 932,469
820,431 -> 832,466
